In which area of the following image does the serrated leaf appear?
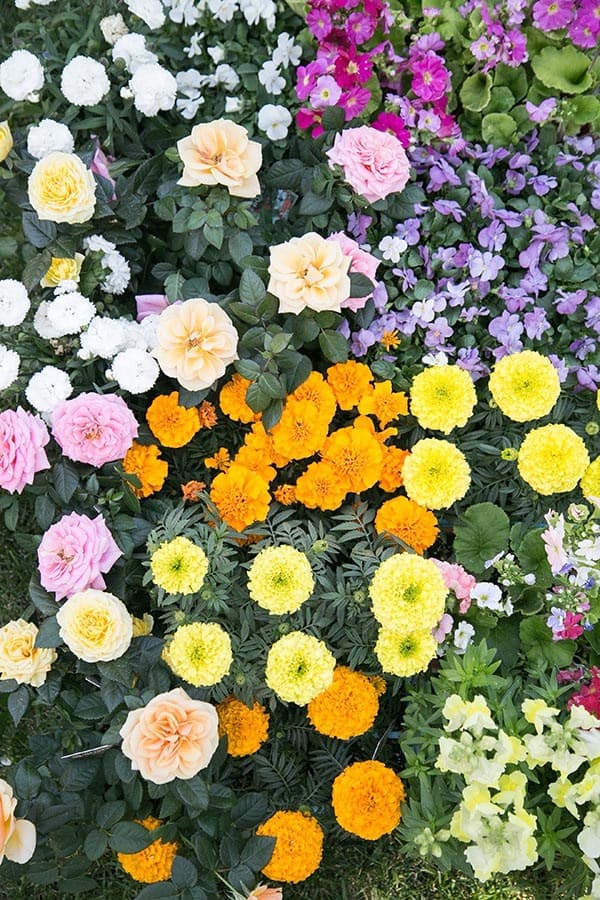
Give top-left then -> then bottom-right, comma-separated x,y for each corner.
83,829 -> 108,861
21,212 -> 57,248
35,616 -> 61,648
108,821 -> 155,853
165,272 -> 185,303
53,460 -> 79,504
8,685 -> 29,727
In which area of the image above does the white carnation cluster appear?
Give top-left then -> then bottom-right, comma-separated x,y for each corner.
113,33 -> 159,72
61,56 -> 111,107
100,14 -> 129,45
27,119 -> 74,159
78,314 -> 159,394
0,345 -> 20,392
0,50 -> 44,102
112,33 -> 176,116
83,235 -> 132,295
0,280 -> 30,328
25,365 -> 72,416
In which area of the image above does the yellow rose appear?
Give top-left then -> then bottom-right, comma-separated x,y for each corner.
0,619 -> 56,687
56,589 -> 133,663
40,253 -> 85,288
0,122 -> 13,164
28,151 -> 96,224
177,119 -> 262,198
0,779 -> 36,865
131,613 -> 154,638
267,232 -> 351,314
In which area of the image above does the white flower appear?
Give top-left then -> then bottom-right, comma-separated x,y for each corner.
130,63 -> 177,116
258,104 -> 292,141
100,13 -> 129,44
272,32 -> 301,69
0,280 -> 30,327
184,32 -> 204,57
112,348 -> 159,393
138,314 -> 159,351
27,119 -> 74,159
83,234 -> 115,255
224,96 -> 243,114
206,44 -> 226,63
101,251 -> 131,295
239,0 -> 275,25
61,56 -> 110,107
165,0 -> 201,24
453,622 -> 475,654
177,94 -> 204,119
422,351 -> 449,366
124,0 -> 166,29
112,33 -> 158,73
78,316 -> 129,360
379,235 -> 408,263
176,70 -> 204,119
25,366 -> 72,414
121,320 -> 149,352
258,61 -> 285,95
214,64 -> 239,91
33,302 -> 62,339
0,50 -> 44,102
54,280 -> 81,295
471,582 -> 504,612
206,0 -> 237,23
0,345 -> 19,391
46,292 -> 96,336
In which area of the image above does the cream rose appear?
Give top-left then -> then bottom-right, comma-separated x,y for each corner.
154,297 -> 238,391
177,119 -> 262,198
0,619 -> 57,687
0,122 -> 13,164
56,589 -> 133,663
28,151 -> 96,224
119,687 -> 219,784
0,779 -> 36,865
267,232 -> 351,314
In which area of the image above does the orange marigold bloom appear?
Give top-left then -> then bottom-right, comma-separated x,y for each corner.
270,398 -> 330,461
219,374 -> 259,423
205,448 -> 231,471
210,463 -> 270,531
273,484 -> 296,505
332,761 -> 405,840
257,811 -> 324,883
294,461 -> 347,511
307,666 -> 379,740
367,674 -> 387,697
321,425 -> 383,493
374,495 -> 439,554
197,401 -> 218,428
117,817 -> 178,883
181,480 -> 206,502
380,446 -> 410,493
380,330 -> 401,351
234,422 -> 286,479
123,442 -> 168,498
326,361 -> 373,410
146,392 -> 201,448
217,696 -> 270,756
358,381 -> 409,427
292,371 -> 336,424
235,445 -> 276,483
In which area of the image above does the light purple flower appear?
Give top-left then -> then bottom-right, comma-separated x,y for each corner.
469,250 -> 504,281
525,98 -> 557,123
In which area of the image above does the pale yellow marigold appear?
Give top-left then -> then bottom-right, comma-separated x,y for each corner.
375,626 -> 437,677
117,817 -> 178,883
488,350 -> 560,422
332,761 -> 405,840
257,811 -> 324,883
248,545 -> 314,615
402,438 -> 471,509
517,424 -> 590,495
163,621 -> 232,687
369,553 -> 448,632
0,619 -> 56,687
307,666 -> 380,739
581,457 -> 600,504
410,365 -> 477,434
150,536 -> 208,595
217,696 -> 270,756
265,631 -> 335,705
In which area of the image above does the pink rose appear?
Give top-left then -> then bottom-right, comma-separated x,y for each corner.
0,407 -> 50,494
432,559 -> 476,614
135,294 -> 169,322
120,687 -> 219,784
328,231 -> 379,312
52,392 -> 138,466
37,512 -> 122,601
326,126 -> 410,204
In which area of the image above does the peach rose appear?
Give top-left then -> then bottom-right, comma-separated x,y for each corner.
154,297 -> 239,391
0,779 -> 36,865
247,885 -> 283,900
177,119 -> 262,198
326,126 -> 410,204
267,232 -> 351,315
119,687 -> 219,784
0,619 -> 57,687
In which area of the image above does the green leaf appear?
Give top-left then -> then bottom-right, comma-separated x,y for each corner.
203,221 -> 224,249
532,45 -> 592,94
35,616 -> 61,649
173,776 -> 209,811
319,330 -> 349,363
96,800 -> 127,829
292,316 -> 320,343
349,272 -> 374,298
135,886 -> 179,900
228,232 -> 253,264
231,792 -> 271,829
35,495 -> 55,531
257,373 -> 286,400
53,460 -> 79,504
239,269 -> 266,306
171,857 -> 198,888
240,835 -> 276,872
520,616 -> 576,668
8,685 -> 29,727
178,388 -> 208,408
460,73 -> 492,112
453,502 -> 510,574
83,829 -> 108,861
299,192 -> 333,215
21,212 -> 57,248
165,272 -> 185,303
22,250 -> 52,292
15,761 -> 41,799
268,332 -> 291,354
321,106 -> 345,132
60,877 -> 99,894
264,158 -> 305,191
481,113 -> 517,146
246,382 -> 272,413
564,94 -> 600,124
235,359 -> 262,380
261,400 -> 284,431
108,821 -> 155,853
516,530 -> 553,589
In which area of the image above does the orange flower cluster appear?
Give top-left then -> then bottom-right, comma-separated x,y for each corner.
123,442 -> 168,498
117,817 -> 178,883
307,666 -> 380,740
374,495 -> 439,554
257,810 -> 324,883
146,393 -> 217,449
331,761 -> 405,840
216,696 -> 270,757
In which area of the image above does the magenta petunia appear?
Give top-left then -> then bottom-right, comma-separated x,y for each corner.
0,407 -> 50,494
51,392 -> 138,467
411,52 -> 449,102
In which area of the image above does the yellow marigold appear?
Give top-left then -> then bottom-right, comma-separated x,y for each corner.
219,374 -> 258,423
210,463 -> 271,531
248,545 -> 314,614
217,696 -> 270,756
294,461 -> 347,511
181,480 -> 206,502
150,536 -> 209,595
327,361 -> 373,410
321,425 -> 383,493
581,457 -> 600,504
117,817 -> 178,884
265,631 -> 335,705
409,365 -> 477,434
270,398 -> 330,461
379,446 -> 410,493
197,400 -> 218,428
375,626 -> 437,677
123,441 -> 168,498
40,253 -> 84,288
402,438 -> 471,510
358,381 -> 408,427
369,553 -> 447,631
518,424 -> 590,495
205,448 -> 231,471
488,350 -> 560,422
331,761 -> 405,840
307,666 -> 379,740
374,496 -> 439,554
273,484 -> 296,505
163,621 -> 232,687
146,392 -> 200,448
292,371 -> 336,424
257,811 -> 324,883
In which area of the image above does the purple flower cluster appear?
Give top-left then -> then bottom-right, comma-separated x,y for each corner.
459,0 -> 529,71
532,0 -> 600,48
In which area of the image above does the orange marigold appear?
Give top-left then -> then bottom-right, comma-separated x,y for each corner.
257,811 -> 324,883
181,480 -> 206,502
374,496 -> 439,554
210,463 -> 270,531
332,761 -> 405,840
123,442 -> 168,498
117,817 -> 178,883
217,696 -> 270,756
292,371 -> 336,424
197,400 -> 218,428
307,666 -> 379,740
367,674 -> 387,697
270,398 -> 330,461
321,425 -> 383,493
146,392 -> 201,448
379,446 -> 410,493
234,422 -> 285,480
294,461 -> 347,511
273,484 -> 296,505
205,448 -> 231,471
358,381 -> 409,427
326,361 -> 373,410
219,374 -> 258,423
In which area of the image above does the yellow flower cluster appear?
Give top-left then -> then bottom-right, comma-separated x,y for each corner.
402,438 -> 471,509
257,810 -> 324,883
375,627 -> 438,677
217,696 -> 270,756
488,350 -> 560,422
265,631 -> 335,705
410,365 -> 477,434
332,761 -> 405,840
369,553 -> 448,632
307,666 -> 380,740
248,545 -> 314,614
117,817 -> 178,883
163,622 -> 232,687
517,424 -> 590,495
150,537 -> 209,595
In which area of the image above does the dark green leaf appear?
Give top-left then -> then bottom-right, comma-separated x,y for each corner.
8,686 -> 29,727
319,330 -> 349,363
108,821 -> 155,853
35,616 -> 61,648
22,212 -> 57,248
453,503 -> 510,574
83,829 -> 108,861
239,269 -> 266,306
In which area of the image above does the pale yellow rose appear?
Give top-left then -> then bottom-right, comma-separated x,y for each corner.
0,619 -> 56,688
131,613 -> 154,638
40,253 -> 84,288
154,297 -> 238,391
120,687 -> 219,784
0,779 -> 36,865
267,232 -> 351,315
0,122 -> 13,164
28,151 -> 96,224
56,589 -> 133,663
177,119 -> 262,198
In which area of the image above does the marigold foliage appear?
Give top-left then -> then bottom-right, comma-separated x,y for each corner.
257,810 -> 324,883
332,761 -> 405,840
117,817 -> 178,884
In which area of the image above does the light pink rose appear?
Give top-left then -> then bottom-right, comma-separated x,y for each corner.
0,407 -> 50,494
51,392 -> 138,466
326,126 -> 410,204
0,779 -> 36,865
328,231 -> 379,312
432,559 -> 476,614
135,294 -> 169,322
120,687 -> 219,784
37,512 -> 122,601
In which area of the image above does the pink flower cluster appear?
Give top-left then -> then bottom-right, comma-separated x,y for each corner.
532,0 -> 600,49
52,392 -> 138,467
460,0 -> 528,71
433,560 -> 477,614
0,407 -> 50,494
567,667 -> 600,717
37,512 -> 122,601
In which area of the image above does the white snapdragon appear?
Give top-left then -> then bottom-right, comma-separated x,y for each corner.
130,63 -> 177,116
258,104 -> 292,141
46,292 -> 96,336
112,348 -> 159,393
0,345 -> 20,391
379,235 -> 408,263
124,0 -> 166,29
61,57 -> 110,107
258,61 -> 285,96
100,14 -> 129,44
27,119 -> 74,159
165,0 -> 201,24
272,33 -> 301,68
0,50 -> 44,102
0,280 -> 30,327
112,33 -> 159,73
25,366 -> 72,414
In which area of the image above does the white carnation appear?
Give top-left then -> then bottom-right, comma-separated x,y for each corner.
83,234 -> 116,254
46,292 -> 96,336
130,63 -> 177,116
0,345 -> 20,391
100,14 -> 129,44
78,316 -> 129,360
112,33 -> 158,74
0,50 -> 44,102
112,348 -> 159,393
0,280 -> 30,327
61,56 -> 110,107
33,301 -> 62,339
25,365 -> 72,414
121,320 -> 149,352
257,104 -> 291,141
101,251 -> 131,295
27,119 -> 74,159
258,61 -> 285,96
125,0 -> 166,29
138,314 -> 159,351
214,64 -> 239,91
